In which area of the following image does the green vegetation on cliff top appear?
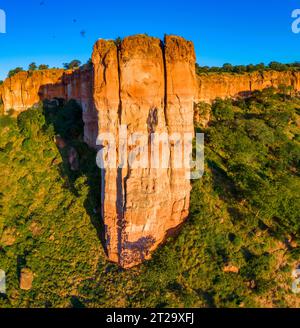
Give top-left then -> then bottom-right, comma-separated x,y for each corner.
196,62 -> 300,75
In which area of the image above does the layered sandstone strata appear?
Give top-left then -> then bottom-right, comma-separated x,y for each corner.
93,35 -> 196,267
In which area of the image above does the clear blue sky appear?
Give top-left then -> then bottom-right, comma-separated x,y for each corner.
0,0 -> 300,80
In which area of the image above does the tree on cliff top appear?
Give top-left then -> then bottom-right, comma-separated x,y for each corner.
114,36 -> 122,47
269,61 -> 288,71
28,62 -> 37,71
63,60 -> 81,70
38,64 -> 49,70
196,61 -> 299,74
7,67 -> 24,78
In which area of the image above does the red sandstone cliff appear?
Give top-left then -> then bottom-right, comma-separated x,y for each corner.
0,69 -> 66,112
92,35 -> 196,268
2,67 -> 300,120
1,36 -> 300,268
0,68 -> 95,146
197,70 -> 300,103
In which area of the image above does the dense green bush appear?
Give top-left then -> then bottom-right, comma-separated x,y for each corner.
7,67 -> 24,78
28,63 -> 37,71
212,98 -> 235,121
0,91 -> 299,308
63,60 -> 81,70
38,64 -> 49,70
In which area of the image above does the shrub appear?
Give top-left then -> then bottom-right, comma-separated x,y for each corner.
212,98 -> 234,121
63,60 -> 81,70
7,67 -> 24,78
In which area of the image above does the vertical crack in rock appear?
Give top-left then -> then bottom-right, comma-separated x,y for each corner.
116,40 -> 126,267
117,35 -> 171,268
92,39 -> 120,263
164,35 -> 197,240
161,38 -> 169,133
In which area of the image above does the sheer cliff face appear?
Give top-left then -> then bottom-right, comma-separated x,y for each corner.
0,70 -> 66,113
0,68 -> 95,147
197,71 -> 300,103
92,40 -> 120,264
165,36 -> 197,228
92,35 -> 196,268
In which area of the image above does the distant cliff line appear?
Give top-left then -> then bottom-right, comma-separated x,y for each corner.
197,70 -> 300,103
1,65 -> 300,146
1,67 -> 300,148
1,68 -> 300,111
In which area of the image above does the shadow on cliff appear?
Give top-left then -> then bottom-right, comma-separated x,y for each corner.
41,98 -> 106,254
